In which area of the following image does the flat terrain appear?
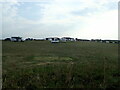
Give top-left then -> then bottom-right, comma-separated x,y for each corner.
2,41 -> 119,89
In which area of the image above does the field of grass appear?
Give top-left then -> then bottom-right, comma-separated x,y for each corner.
2,41 -> 119,89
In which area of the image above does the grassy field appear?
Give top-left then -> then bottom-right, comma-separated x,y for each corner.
2,41 -> 119,89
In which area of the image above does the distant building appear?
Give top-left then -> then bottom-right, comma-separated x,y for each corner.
76,38 -> 90,41
46,37 -> 60,43
46,37 -> 60,41
51,39 -> 60,43
91,39 -> 102,42
11,37 -> 23,42
4,38 -> 11,41
25,38 -> 33,41
61,37 -> 75,42
104,40 -> 119,44
34,38 -> 45,41
91,39 -> 120,44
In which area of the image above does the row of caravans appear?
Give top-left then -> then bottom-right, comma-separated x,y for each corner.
4,37 -> 24,42
4,37 -> 76,43
4,37 -> 120,44
46,37 -> 76,43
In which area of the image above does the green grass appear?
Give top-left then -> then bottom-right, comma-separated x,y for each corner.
2,41 -> 119,89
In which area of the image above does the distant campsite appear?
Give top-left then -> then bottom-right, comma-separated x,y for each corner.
3,36 -> 120,44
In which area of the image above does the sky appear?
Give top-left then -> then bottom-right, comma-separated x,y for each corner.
0,0 -> 119,40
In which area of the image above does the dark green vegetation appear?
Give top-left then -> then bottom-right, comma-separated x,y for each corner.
2,41 -> 119,89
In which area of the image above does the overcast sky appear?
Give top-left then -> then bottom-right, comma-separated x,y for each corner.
1,0 -> 119,39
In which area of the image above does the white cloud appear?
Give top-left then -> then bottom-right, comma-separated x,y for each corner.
0,3 -> 2,39
39,0 -> 118,23
70,10 -> 118,39
1,0 -> 119,39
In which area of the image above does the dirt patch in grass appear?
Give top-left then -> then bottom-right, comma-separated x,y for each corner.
36,61 -> 75,66
34,56 -> 73,61
36,62 -> 52,65
23,62 -> 33,64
